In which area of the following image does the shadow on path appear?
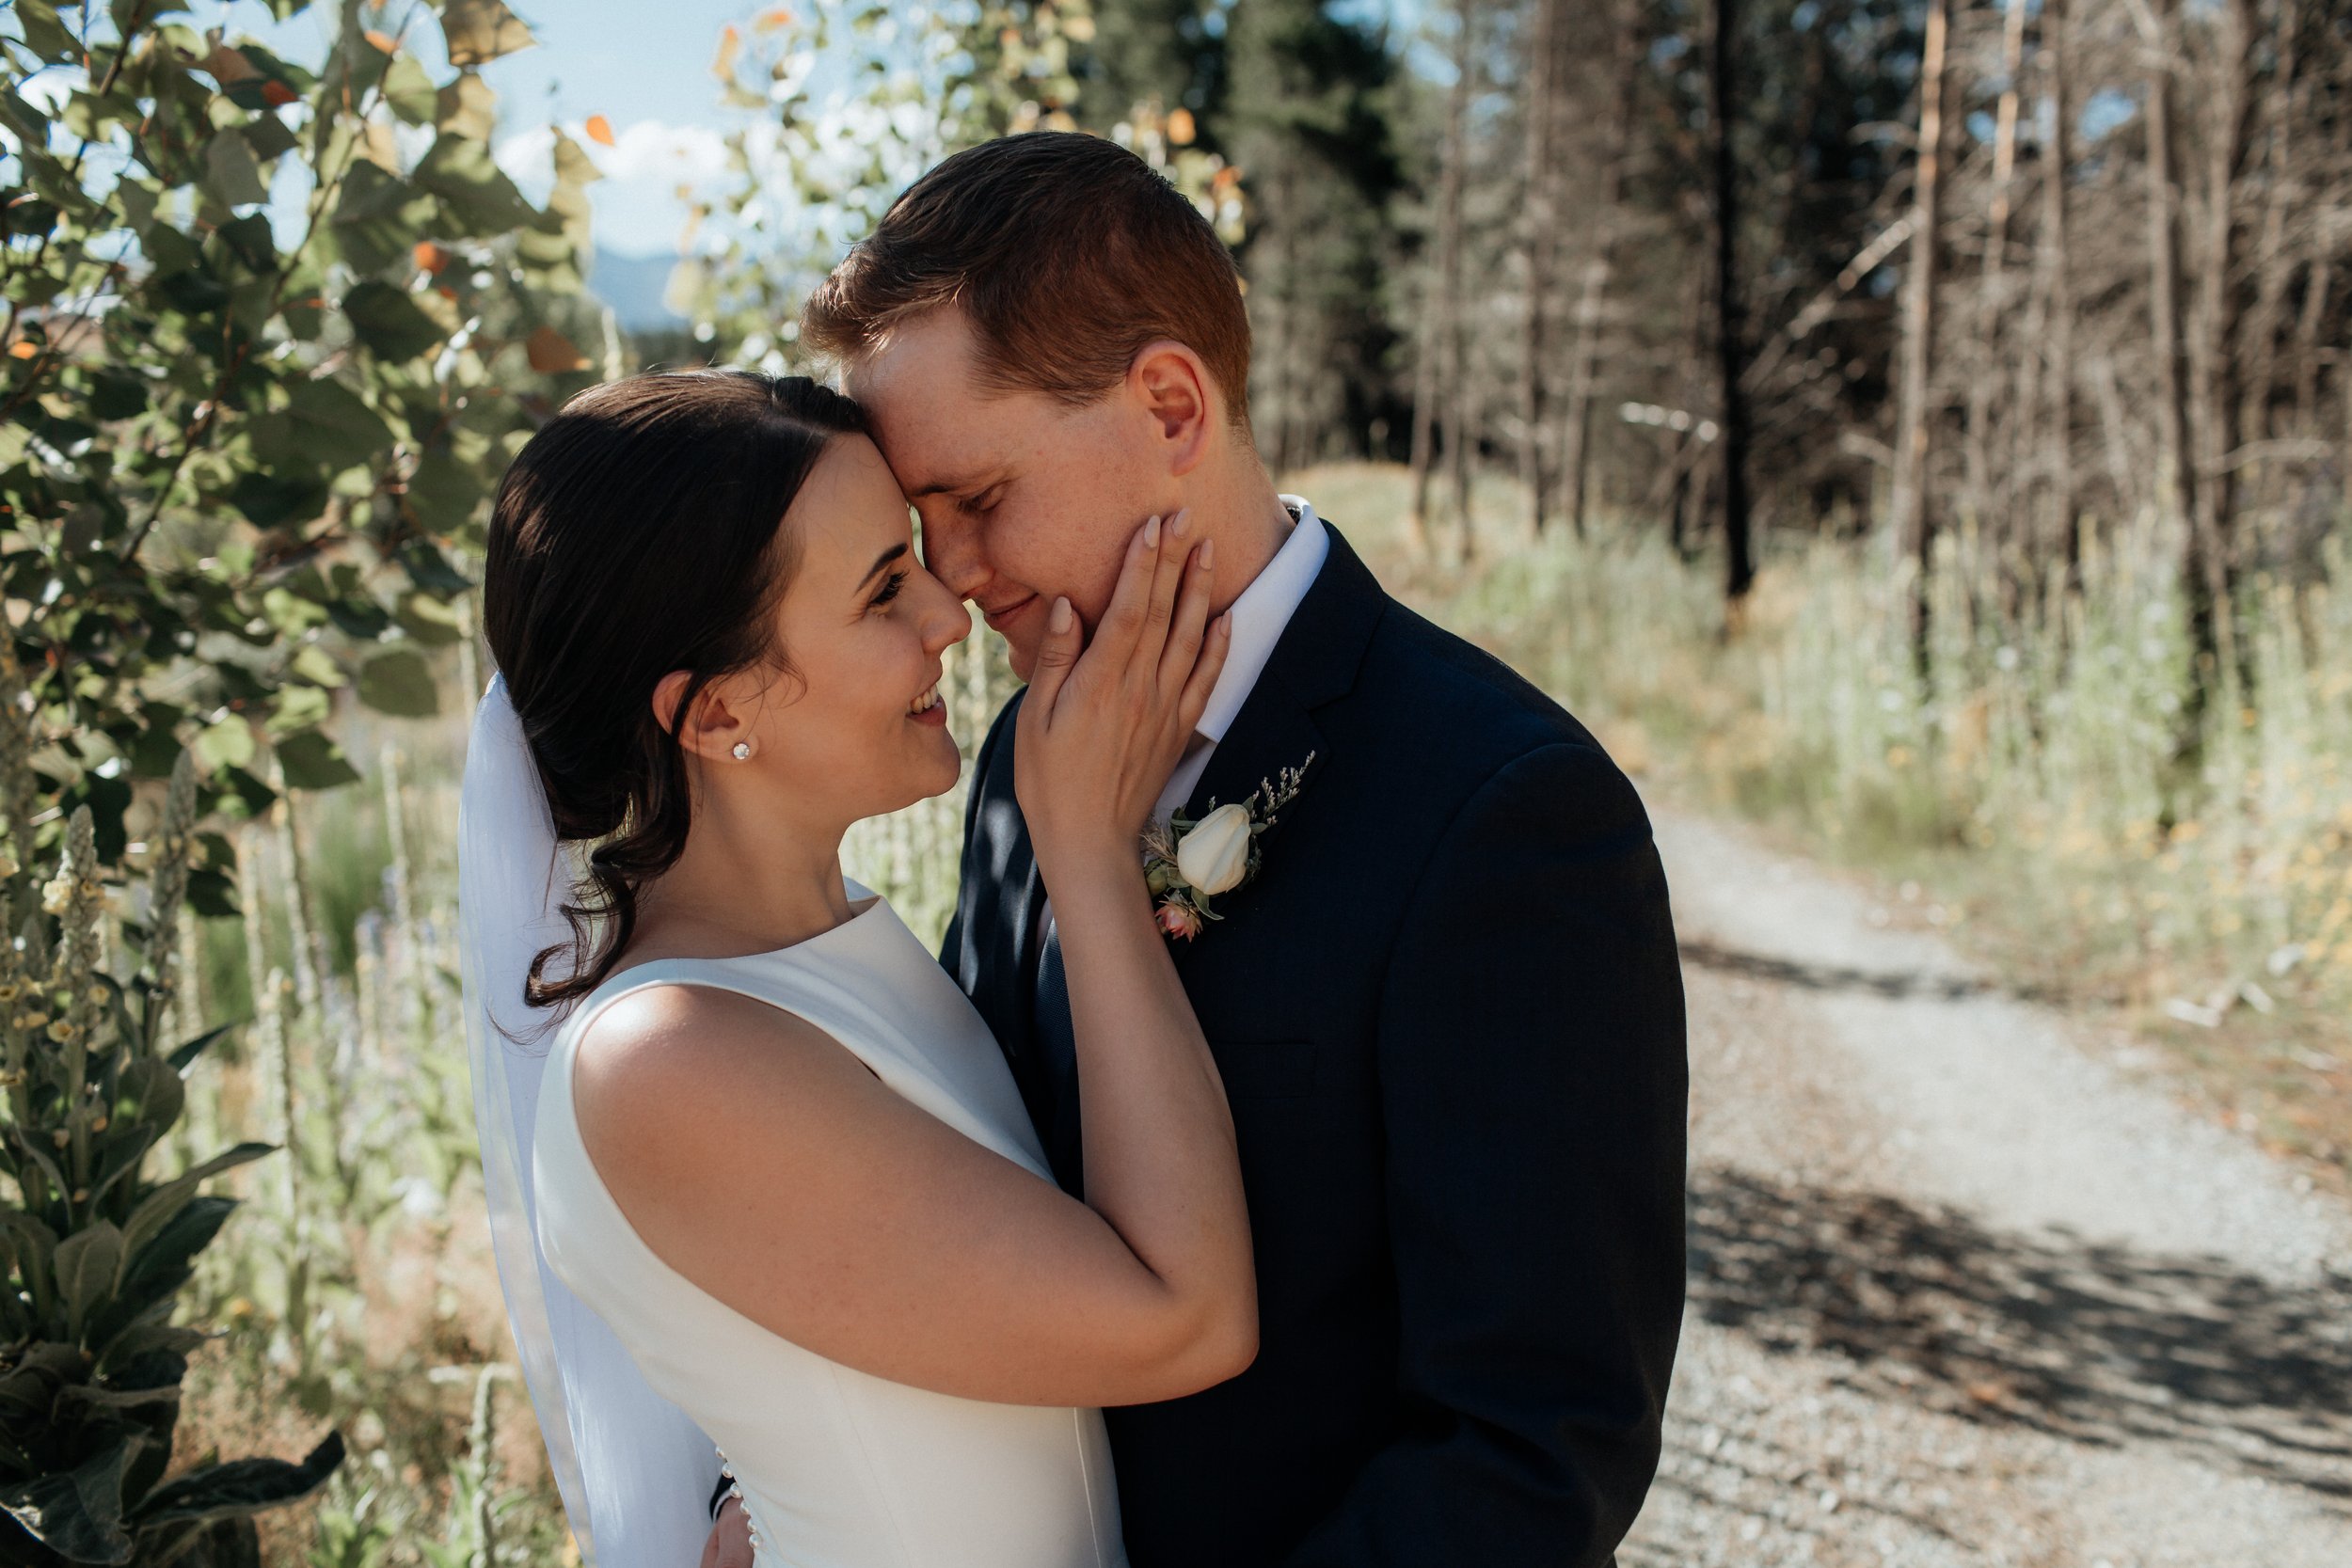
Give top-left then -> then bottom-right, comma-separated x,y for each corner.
1686,1165 -> 2352,1500
1677,938 -> 2069,1007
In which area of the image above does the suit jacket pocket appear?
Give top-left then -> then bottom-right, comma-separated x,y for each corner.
1210,1037 -> 1318,1099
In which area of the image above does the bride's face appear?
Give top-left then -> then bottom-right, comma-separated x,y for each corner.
742,435 -> 972,821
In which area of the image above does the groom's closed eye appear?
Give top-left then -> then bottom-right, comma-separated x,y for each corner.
958,483 -> 1006,517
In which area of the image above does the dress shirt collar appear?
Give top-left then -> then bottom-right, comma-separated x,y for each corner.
1195,496 -> 1329,743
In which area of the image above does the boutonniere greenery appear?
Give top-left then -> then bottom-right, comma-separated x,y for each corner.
1142,752 -> 1316,941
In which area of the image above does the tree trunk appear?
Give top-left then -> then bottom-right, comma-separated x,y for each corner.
2193,0 -> 2259,697
2145,0 -> 2197,531
2293,256 -> 2331,433
1968,0 -> 2032,550
2040,0 -> 2079,590
1561,0 -> 1643,539
1711,0 -> 1754,606
1407,0 -> 1478,556
1891,0 -> 1949,673
1517,0 -> 1564,535
2238,0 -> 2301,495
2146,0 -> 2215,798
1450,345 -> 1477,565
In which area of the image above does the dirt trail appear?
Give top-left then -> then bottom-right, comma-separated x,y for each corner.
1624,810 -> 2352,1568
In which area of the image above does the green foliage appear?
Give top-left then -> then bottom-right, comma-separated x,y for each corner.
670,0 -> 1241,369
0,0 -> 598,873
0,3 -> 604,1555
0,644 -> 337,1561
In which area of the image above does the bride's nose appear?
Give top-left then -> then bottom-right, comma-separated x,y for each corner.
919,574 -> 973,656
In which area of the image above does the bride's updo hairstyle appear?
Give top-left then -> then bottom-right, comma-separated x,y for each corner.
483,370 -> 865,1010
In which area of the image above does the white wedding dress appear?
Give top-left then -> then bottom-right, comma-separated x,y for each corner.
531,883 -> 1127,1568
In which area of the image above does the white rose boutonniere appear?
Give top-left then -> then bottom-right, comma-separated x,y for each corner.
1142,752 -> 1316,941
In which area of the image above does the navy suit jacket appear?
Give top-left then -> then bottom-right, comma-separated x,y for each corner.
941,524 -> 1689,1567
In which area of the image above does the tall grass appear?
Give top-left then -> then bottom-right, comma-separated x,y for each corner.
1305,461 -> 2350,1165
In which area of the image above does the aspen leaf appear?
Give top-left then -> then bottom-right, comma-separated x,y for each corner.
712,24 -> 742,80
443,0 -> 536,66
526,325 -> 589,373
358,647 -> 439,718
204,133 -> 268,207
754,8 -> 796,31
201,43 -> 261,87
437,71 -> 498,141
584,114 -> 616,147
380,52 -> 437,124
342,280 -> 449,361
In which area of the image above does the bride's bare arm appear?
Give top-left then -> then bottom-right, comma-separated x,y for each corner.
573,515 -> 1252,1409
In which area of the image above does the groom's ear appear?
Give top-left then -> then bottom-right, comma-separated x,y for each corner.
1129,341 -> 1214,477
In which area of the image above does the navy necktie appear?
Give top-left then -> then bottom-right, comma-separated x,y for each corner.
1030,924 -> 1085,1196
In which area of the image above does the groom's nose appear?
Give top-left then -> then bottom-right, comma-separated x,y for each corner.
917,511 -> 993,602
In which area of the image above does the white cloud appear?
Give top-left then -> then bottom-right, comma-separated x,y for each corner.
492,118 -> 737,259
494,118 -> 731,199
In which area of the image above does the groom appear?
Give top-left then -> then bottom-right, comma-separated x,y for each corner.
707,133 -> 1688,1566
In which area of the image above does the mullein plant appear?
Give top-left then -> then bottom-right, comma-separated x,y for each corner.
0,642 -> 342,1564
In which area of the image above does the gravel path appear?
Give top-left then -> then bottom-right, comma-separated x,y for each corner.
1624,810 -> 2352,1568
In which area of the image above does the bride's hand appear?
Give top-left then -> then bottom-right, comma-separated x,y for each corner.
1015,510 -> 1231,881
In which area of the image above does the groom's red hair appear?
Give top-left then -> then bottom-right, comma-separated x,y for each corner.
803,133 -> 1251,426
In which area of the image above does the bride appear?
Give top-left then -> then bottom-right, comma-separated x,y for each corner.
458,369 -> 1250,1567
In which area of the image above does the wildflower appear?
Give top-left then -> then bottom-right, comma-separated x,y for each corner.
1155,900 -> 1204,942
45,1019 -> 74,1043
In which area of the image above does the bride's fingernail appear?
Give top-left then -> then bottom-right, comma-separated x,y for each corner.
1169,508 -> 1191,539
1050,596 -> 1073,634
1144,515 -> 1161,549
1198,536 -> 1215,570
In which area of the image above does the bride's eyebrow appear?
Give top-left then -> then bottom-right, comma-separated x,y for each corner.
856,543 -> 910,590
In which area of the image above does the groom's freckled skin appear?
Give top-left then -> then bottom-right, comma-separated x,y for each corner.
847,309 -> 1180,681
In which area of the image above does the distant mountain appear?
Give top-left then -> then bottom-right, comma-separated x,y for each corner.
587,247 -> 691,332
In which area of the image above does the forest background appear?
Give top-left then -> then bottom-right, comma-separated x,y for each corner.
1,0 -> 2346,1561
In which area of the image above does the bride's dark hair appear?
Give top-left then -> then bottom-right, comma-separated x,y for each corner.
483,369 -> 866,1010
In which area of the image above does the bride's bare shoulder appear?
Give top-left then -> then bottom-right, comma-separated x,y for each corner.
570,983 -> 866,1155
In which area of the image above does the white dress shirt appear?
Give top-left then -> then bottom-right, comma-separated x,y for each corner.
1152,496 -> 1329,824
1039,496 -> 1330,945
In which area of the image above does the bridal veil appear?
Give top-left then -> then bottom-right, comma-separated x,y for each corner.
459,673 -> 718,1567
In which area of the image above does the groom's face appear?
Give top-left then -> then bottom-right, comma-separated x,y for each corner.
847,308 -> 1175,680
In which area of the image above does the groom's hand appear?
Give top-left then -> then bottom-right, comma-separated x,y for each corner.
698,1497 -> 753,1568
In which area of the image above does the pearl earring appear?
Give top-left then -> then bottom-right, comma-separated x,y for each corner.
731,741 -> 752,761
